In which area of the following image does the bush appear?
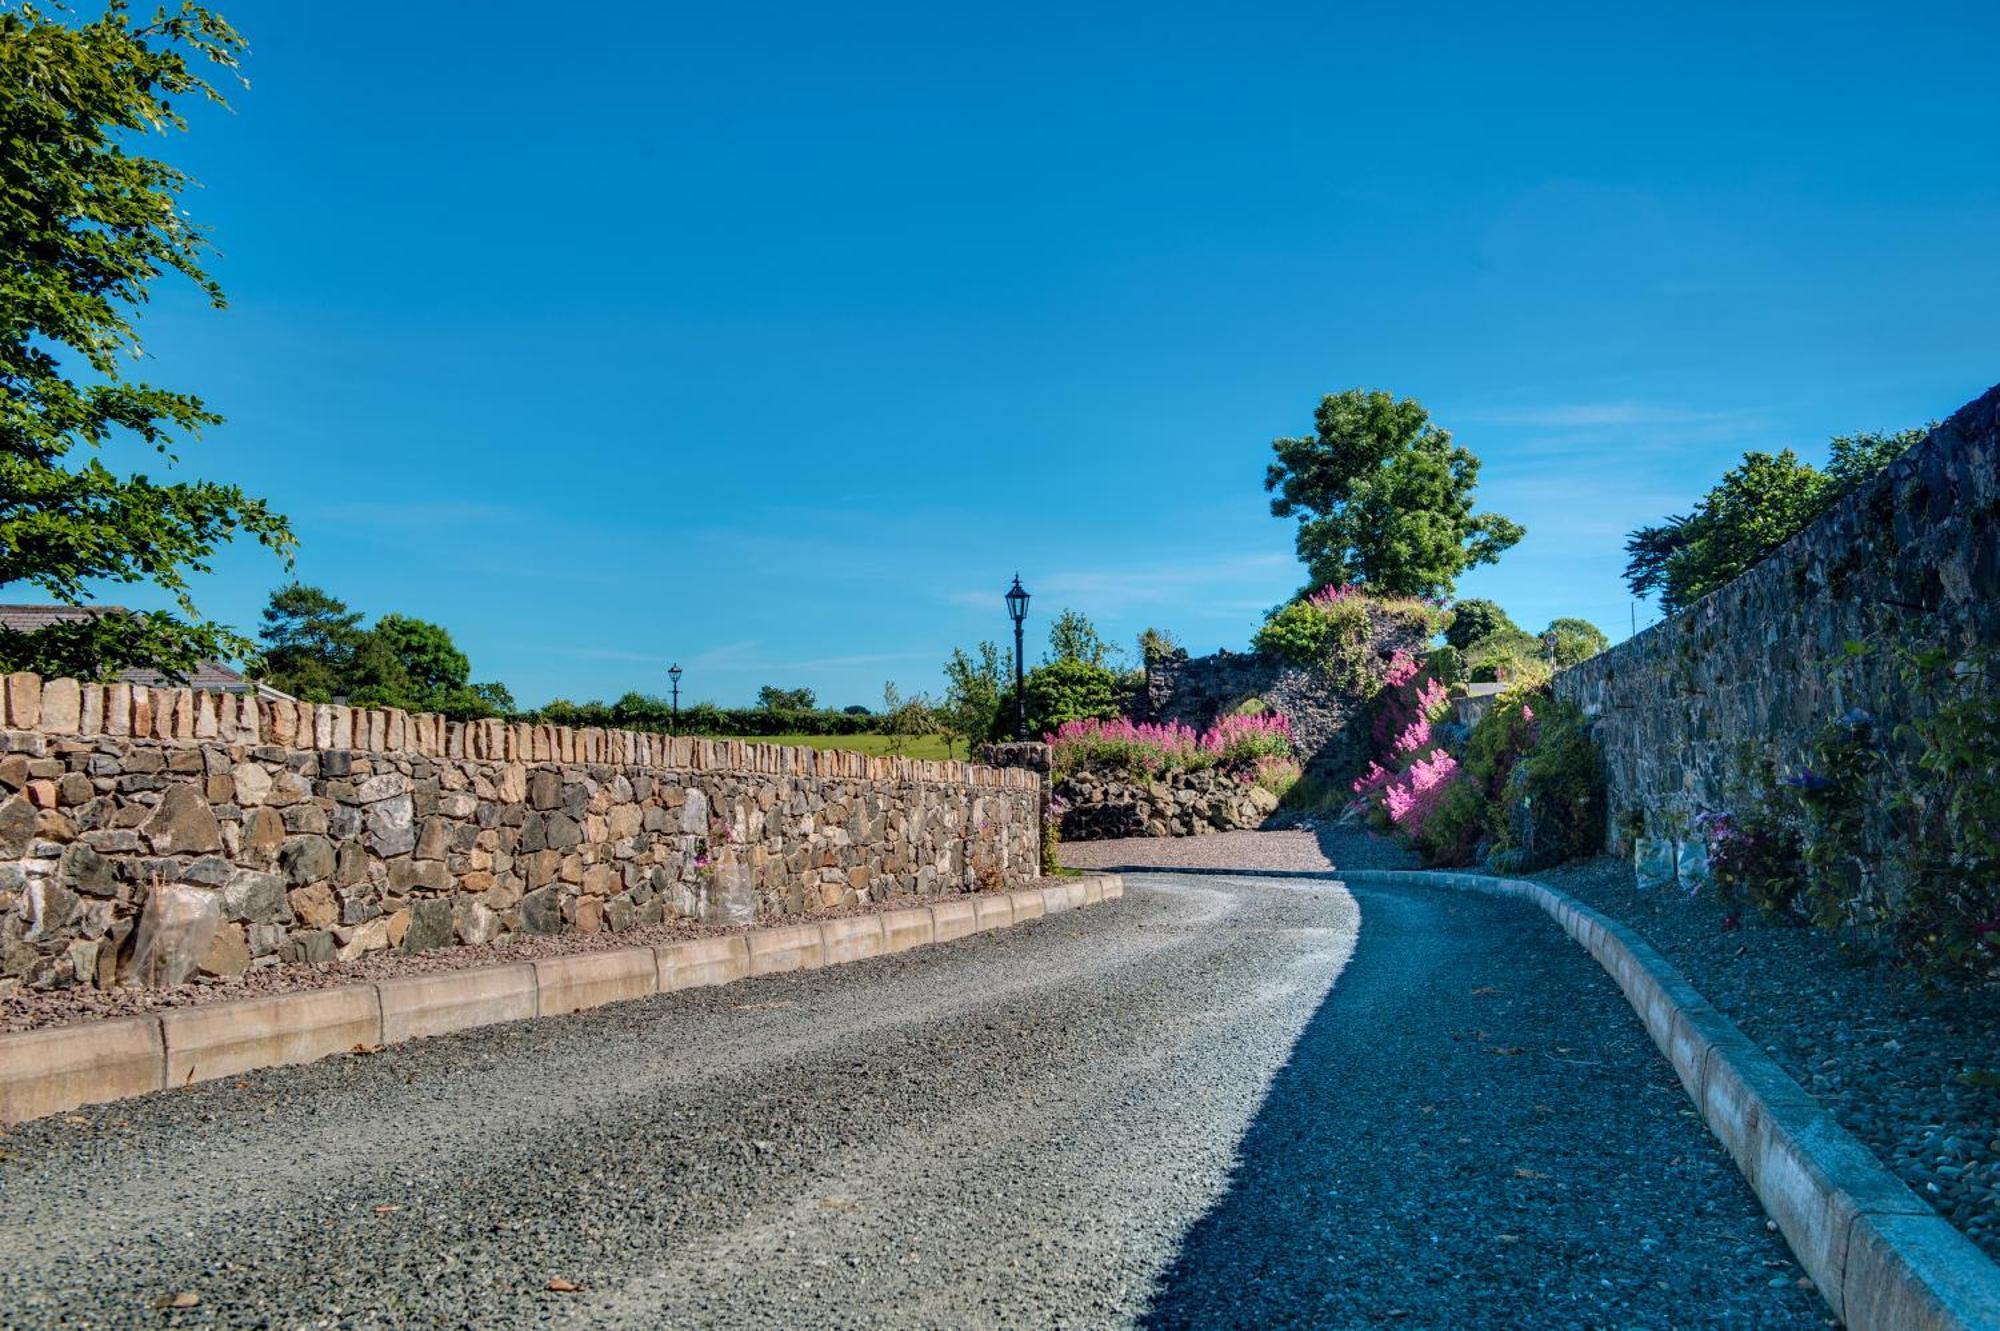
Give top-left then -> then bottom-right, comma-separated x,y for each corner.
1020,658 -> 1120,735
1487,696 -> 1606,869
1444,598 -> 1517,651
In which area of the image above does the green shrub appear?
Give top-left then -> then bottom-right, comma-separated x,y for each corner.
1020,657 -> 1121,736
1488,698 -> 1606,869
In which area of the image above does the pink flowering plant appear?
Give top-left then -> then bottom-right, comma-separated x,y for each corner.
1047,712 -> 1297,781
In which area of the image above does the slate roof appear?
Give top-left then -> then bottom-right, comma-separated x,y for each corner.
0,604 -> 293,699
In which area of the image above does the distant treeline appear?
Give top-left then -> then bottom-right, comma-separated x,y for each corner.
535,695 -> 880,737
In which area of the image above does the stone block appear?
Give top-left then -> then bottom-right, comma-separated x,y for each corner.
1100,875 -> 1124,900
1839,1210 -> 2000,1331
40,678 -> 80,735
972,894 -> 1013,931
1041,881 -> 1086,914
162,986 -> 382,1086
5,673 -> 41,729
1750,1108 -> 1932,1316
930,897 -> 979,942
746,922 -> 826,976
0,1016 -> 165,1124
532,947 -> 656,1016
656,935 -> 751,991
1008,888 -> 1046,922
878,906 -> 934,952
820,915 -> 884,965
377,964 -> 538,1043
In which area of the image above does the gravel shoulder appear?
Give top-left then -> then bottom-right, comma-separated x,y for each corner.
1535,855 -> 2000,1262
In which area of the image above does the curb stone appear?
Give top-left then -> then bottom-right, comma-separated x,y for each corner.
0,875 -> 1122,1126
1328,868 -> 2000,1331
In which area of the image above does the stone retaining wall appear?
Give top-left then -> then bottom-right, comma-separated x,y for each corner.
1554,382 -> 2000,855
0,675 -> 1041,992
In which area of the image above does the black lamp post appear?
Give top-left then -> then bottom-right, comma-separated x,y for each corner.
1005,575 -> 1030,740
668,663 -> 682,732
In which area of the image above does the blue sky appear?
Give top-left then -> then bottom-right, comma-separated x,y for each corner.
105,1 -> 2000,707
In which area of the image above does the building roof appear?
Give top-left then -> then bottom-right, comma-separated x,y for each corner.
0,604 -> 293,699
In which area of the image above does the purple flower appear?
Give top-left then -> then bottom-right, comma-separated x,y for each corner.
1781,768 -> 1833,794
1838,708 -> 1873,730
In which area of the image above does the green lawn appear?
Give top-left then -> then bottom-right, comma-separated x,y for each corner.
717,733 -> 967,762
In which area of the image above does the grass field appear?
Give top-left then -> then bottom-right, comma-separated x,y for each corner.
717,733 -> 966,762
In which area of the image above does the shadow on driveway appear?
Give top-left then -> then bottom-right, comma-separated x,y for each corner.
1138,880 -> 1822,1330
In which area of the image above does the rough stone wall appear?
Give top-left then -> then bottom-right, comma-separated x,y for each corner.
0,675 -> 1040,992
1554,383 -> 2000,853
1142,614 -> 1433,780
1053,765 -> 1279,840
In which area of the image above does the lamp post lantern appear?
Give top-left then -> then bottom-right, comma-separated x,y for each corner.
1005,575 -> 1031,741
668,663 -> 683,732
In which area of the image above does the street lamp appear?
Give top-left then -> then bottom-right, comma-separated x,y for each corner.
1005,575 -> 1030,741
668,663 -> 683,732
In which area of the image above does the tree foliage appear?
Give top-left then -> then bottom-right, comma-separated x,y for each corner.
756,684 -> 817,711
0,2 -> 294,680
941,641 -> 1005,750
1265,389 -> 1522,598
252,584 -> 511,719
1443,598 -> 1517,652
1541,617 -> 1607,668
1624,450 -> 1831,613
1045,608 -> 1117,668
1624,427 -> 1932,615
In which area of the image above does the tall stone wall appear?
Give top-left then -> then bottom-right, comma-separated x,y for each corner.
0,675 -> 1041,992
1555,382 -> 2000,852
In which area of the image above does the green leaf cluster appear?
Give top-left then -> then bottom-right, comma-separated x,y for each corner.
1624,428 -> 1929,613
0,3 -> 294,680
1265,389 -> 1523,598
253,584 -> 512,720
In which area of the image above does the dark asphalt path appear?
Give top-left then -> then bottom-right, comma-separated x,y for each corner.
0,874 -> 1824,1328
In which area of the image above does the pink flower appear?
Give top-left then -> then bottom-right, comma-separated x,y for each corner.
1521,703 -> 1535,722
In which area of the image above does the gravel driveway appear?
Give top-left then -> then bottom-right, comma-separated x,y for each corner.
0,873 -> 1821,1328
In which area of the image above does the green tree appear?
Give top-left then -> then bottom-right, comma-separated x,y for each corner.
1541,617 -> 1608,667
254,583 -> 362,700
0,3 -> 293,681
1265,389 -> 1522,598
1625,426 -> 1931,615
1046,608 -> 1117,668
1443,598 -> 1518,652
756,684 -> 816,711
942,641 -> 1005,753
1018,657 -> 1119,737
1624,450 -> 1832,613
1826,425 -> 1930,494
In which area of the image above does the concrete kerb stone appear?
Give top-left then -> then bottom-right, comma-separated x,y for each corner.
972,894 -> 1014,932
0,879 -> 1132,1124
1009,888 -> 1047,922
878,907 -> 935,953
533,948 -> 658,1017
820,915 -> 886,965
1331,866 -> 2000,1331
745,922 -> 827,977
1843,1211 -> 2000,1331
656,936 -> 751,991
931,898 -> 980,942
378,964 -> 539,1043
162,986 -> 382,1087
0,1016 -> 164,1125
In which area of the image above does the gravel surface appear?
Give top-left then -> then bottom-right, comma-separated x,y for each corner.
0,872 -> 1822,1328
1058,823 -> 1417,874
0,892 -> 949,1034
1537,855 -> 2000,1262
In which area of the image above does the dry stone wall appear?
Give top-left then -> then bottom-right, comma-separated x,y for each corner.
1554,382 -> 2000,855
0,675 -> 1040,992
